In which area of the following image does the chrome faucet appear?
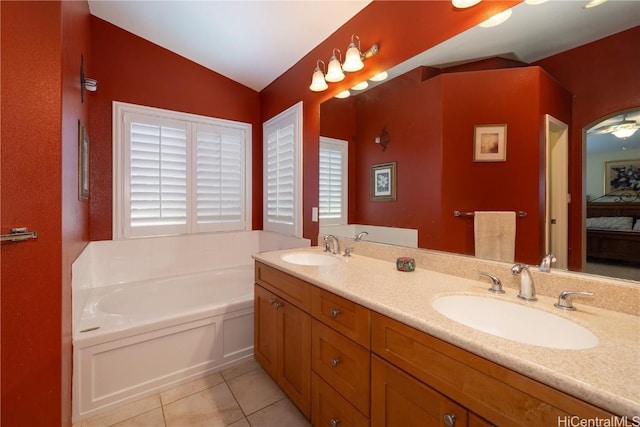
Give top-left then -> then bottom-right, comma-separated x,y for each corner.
554,291 -> 594,311
478,271 -> 504,294
355,231 -> 369,241
539,253 -> 557,272
323,234 -> 341,255
511,263 -> 537,301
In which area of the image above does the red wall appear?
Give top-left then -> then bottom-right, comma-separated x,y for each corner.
260,0 -> 519,244
1,1 -> 91,425
89,17 -> 261,240
534,26 -> 640,270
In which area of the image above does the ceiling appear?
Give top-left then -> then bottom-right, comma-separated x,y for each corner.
88,0 -> 372,91
88,1 -> 639,152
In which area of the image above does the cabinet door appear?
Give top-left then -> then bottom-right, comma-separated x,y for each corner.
372,355 -> 467,427
278,297 -> 312,419
254,284 -> 278,379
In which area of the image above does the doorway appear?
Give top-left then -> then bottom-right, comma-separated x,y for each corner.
545,114 -> 569,269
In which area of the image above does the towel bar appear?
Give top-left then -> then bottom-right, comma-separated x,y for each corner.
454,210 -> 527,218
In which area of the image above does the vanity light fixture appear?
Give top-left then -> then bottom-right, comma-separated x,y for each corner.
325,49 -> 345,82
369,71 -> 388,82
584,0 -> 607,8
478,8 -> 513,27
351,81 -> 369,91
309,60 -> 328,92
335,90 -> 351,99
452,0 -> 481,8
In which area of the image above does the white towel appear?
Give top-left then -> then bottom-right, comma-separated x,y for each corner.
474,211 -> 516,262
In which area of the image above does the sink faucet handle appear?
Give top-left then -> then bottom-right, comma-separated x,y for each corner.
539,253 -> 557,272
478,271 -> 504,294
554,291 -> 594,311
323,235 -> 331,252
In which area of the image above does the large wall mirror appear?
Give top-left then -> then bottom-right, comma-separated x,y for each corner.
319,1 -> 640,282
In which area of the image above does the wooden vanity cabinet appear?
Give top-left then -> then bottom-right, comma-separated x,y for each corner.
254,263 -> 312,419
371,312 -> 615,426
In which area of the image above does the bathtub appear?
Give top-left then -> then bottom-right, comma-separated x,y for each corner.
72,265 -> 255,421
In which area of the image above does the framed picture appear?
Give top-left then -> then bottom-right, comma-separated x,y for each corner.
78,120 -> 89,202
474,124 -> 507,162
371,161 -> 396,201
604,158 -> 640,195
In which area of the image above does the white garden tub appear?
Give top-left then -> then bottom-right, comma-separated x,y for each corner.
72,265 -> 255,421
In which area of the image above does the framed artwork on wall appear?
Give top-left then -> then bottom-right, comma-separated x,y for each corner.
604,158 -> 640,195
474,124 -> 507,162
371,161 -> 396,201
78,120 -> 89,202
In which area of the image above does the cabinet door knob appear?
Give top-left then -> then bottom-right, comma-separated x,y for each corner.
330,418 -> 340,427
268,298 -> 275,305
330,308 -> 340,318
330,358 -> 341,367
273,302 -> 282,310
443,413 -> 456,427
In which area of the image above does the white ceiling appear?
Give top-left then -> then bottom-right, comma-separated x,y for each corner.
88,0 -> 372,91
88,0 -> 639,151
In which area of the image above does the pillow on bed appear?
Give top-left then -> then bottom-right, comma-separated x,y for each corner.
634,219 -> 640,232
586,216 -> 634,231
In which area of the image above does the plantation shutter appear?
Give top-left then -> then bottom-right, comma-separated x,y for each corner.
195,124 -> 245,231
263,102 -> 302,237
128,116 -> 188,235
319,138 -> 347,225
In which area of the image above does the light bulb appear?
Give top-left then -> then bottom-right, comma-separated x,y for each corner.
478,9 -> 512,28
343,44 -> 364,72
309,68 -> 328,92
325,56 -> 345,82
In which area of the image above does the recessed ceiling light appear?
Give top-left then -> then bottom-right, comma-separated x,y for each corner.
584,0 -> 607,8
478,9 -> 512,28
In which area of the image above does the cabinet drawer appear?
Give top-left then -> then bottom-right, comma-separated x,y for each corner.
311,286 -> 370,348
255,262 -> 311,312
371,312 -> 614,426
312,373 -> 369,427
312,319 -> 370,416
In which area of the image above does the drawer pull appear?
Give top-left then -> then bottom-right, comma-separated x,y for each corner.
269,298 -> 275,305
330,308 -> 341,318
330,358 -> 341,367
273,302 -> 282,310
330,418 -> 340,427
443,413 -> 456,427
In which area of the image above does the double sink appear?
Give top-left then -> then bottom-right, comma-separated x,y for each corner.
280,250 -> 599,351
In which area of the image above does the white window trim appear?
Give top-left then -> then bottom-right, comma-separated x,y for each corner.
113,101 -> 252,240
319,136 -> 348,226
262,101 -> 303,238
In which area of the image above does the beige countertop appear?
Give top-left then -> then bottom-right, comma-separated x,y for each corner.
253,246 -> 640,418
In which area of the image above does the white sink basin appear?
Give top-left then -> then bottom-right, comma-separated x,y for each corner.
281,252 -> 341,266
432,295 -> 598,350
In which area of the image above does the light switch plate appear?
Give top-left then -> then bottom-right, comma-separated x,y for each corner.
312,207 -> 318,222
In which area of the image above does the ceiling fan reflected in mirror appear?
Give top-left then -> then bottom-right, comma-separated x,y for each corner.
589,113 -> 640,139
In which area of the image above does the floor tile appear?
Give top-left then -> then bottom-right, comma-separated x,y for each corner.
226,418 -> 251,427
160,372 -> 225,405
246,398 -> 310,427
111,408 -> 166,427
220,358 -> 260,382
226,368 -> 285,415
163,383 -> 244,427
82,395 -> 162,427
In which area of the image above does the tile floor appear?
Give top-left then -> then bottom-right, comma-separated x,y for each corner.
73,358 -> 310,427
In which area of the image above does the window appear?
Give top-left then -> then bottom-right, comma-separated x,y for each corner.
113,102 -> 251,239
263,102 -> 303,237
319,137 -> 348,226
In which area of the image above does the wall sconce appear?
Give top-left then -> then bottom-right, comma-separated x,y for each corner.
80,54 -> 98,103
375,127 -> 390,151
325,49 -> 345,82
309,60 -> 328,92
